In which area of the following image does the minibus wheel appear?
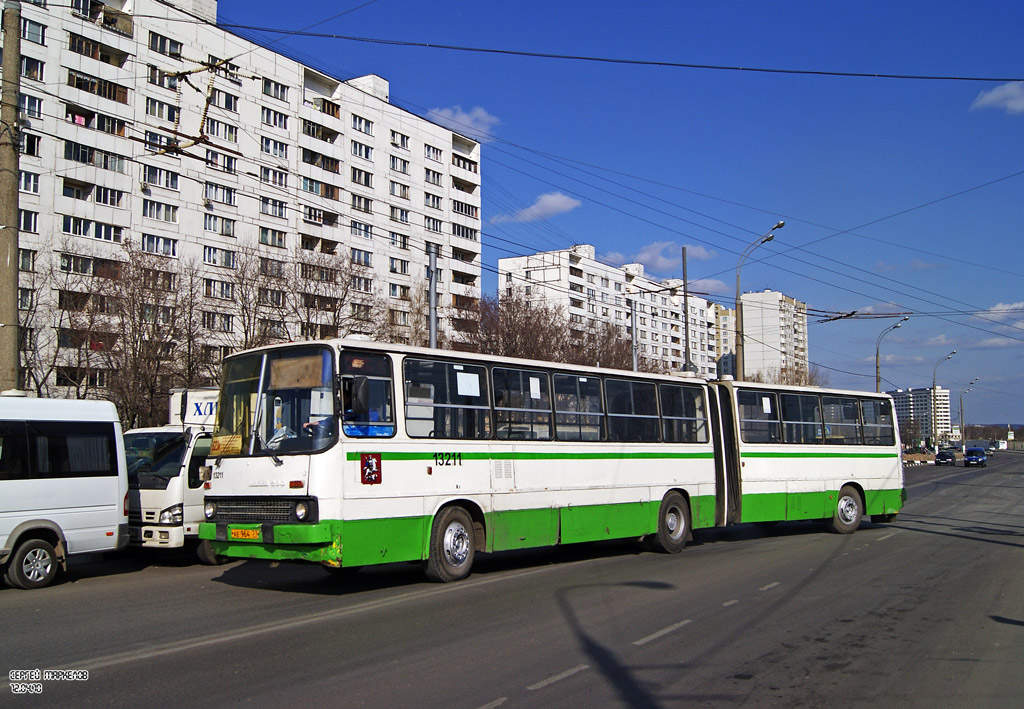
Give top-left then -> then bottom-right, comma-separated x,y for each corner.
7,538 -> 59,590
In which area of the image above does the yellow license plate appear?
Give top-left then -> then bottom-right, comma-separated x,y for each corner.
230,528 -> 260,540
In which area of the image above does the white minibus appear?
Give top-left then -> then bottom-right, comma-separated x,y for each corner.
0,397 -> 129,589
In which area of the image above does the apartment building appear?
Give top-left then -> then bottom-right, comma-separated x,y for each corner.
737,290 -> 808,382
498,245 -> 718,376
8,0 -> 481,392
888,386 -> 952,444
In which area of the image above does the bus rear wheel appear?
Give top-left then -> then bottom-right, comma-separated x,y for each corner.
426,506 -> 475,583
647,492 -> 690,554
196,540 -> 229,566
827,485 -> 863,534
7,538 -> 59,589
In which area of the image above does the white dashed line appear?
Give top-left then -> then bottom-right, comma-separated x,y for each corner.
723,599 -> 739,607
633,619 -> 692,646
759,581 -> 780,591
527,664 -> 590,691
477,699 -> 507,709
877,533 -> 894,541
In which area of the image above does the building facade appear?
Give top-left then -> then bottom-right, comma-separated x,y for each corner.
737,290 -> 808,382
498,245 -> 719,376
888,386 -> 952,445
8,0 -> 481,395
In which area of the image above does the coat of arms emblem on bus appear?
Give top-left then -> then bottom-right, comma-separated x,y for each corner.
360,453 -> 382,485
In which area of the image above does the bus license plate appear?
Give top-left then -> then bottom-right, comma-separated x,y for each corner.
230,528 -> 260,541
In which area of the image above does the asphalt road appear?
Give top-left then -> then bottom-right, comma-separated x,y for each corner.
3,452 -> 1023,707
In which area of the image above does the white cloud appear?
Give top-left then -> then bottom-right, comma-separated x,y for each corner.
973,301 -> 1024,335
689,278 -> 730,295
428,105 -> 500,141
909,258 -> 941,271
491,192 -> 581,223
924,334 -> 955,346
598,241 -> 714,278
971,82 -> 1024,115
968,337 -> 1020,349
874,261 -> 897,272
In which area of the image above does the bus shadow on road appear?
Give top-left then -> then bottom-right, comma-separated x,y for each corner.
893,514 -> 1024,549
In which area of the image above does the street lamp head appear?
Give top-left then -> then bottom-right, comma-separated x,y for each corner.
762,233 -> 775,245
772,221 -> 785,231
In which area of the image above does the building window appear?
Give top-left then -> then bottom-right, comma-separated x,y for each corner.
148,65 -> 179,91
140,166 -> 178,192
452,154 -> 478,173
261,106 -> 288,129
351,194 -> 372,214
143,200 -> 178,223
94,186 -> 123,207
262,77 -> 288,101
351,167 -> 372,187
389,257 -> 409,275
425,168 -> 443,186
424,193 -> 442,210
21,56 -> 44,82
19,249 -> 37,272
352,276 -> 372,293
260,167 -> 288,187
350,221 -> 372,239
203,246 -> 236,269
390,155 -> 409,174
352,115 -> 374,135
425,144 -> 442,162
205,182 -> 236,206
18,171 -> 39,194
390,232 -> 409,250
453,200 -> 478,218
351,248 -> 372,266
149,31 -> 182,58
390,130 -> 409,149
203,214 -> 236,237
259,227 -> 286,248
145,96 -> 178,123
389,181 -> 409,199
19,94 -> 43,118
142,234 -> 178,257
19,133 -> 40,156
21,18 -> 46,45
425,217 -> 443,233
390,206 -> 409,223
212,89 -> 239,112
260,136 -> 288,158
452,223 -> 478,241
206,150 -> 237,174
206,118 -> 238,143
260,197 -> 287,218
351,140 -> 373,161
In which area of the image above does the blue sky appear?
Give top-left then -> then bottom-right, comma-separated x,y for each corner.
220,0 -> 1024,425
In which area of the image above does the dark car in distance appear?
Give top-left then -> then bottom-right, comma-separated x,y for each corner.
964,447 -> 988,467
935,450 -> 957,466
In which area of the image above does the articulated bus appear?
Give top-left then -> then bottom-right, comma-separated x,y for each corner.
198,339 -> 904,582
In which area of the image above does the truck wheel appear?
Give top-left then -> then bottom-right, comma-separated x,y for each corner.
7,538 -> 59,589
196,540 -> 229,566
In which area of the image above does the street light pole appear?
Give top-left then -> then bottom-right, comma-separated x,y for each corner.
931,350 -> 956,453
875,316 -> 909,393
959,377 -> 978,451
735,221 -> 784,380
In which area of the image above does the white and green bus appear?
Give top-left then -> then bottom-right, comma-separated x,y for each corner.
198,339 -> 904,582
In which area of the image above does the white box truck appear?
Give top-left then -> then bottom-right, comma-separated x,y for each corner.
1,396 -> 129,589
125,388 -> 225,564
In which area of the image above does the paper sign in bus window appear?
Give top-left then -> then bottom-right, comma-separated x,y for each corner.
457,372 -> 480,397
530,377 -> 541,400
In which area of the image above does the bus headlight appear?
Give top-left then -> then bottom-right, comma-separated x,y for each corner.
295,502 -> 308,521
204,501 -> 217,519
160,504 -> 183,524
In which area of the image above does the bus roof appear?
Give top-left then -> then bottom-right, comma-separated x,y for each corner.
0,397 -> 120,422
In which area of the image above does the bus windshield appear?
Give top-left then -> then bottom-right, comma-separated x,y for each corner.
125,432 -> 187,490
211,346 -> 336,457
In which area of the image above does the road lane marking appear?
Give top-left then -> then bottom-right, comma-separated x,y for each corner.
0,563 -> 565,689
477,699 -> 507,708
877,533 -> 894,541
759,582 -> 780,591
723,599 -> 739,607
528,664 -> 590,690
633,619 -> 692,646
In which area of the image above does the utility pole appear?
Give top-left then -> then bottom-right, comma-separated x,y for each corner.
682,247 -> 693,373
427,243 -> 437,348
0,0 -> 23,391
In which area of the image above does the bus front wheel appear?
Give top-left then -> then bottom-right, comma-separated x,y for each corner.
426,506 -> 475,583
827,485 -> 863,534
647,491 -> 690,554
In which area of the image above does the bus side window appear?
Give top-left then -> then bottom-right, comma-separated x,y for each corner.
737,390 -> 780,443
0,421 -> 29,481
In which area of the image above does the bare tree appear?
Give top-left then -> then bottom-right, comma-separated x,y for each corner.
168,258 -> 215,388
227,245 -> 289,350
286,246 -> 366,341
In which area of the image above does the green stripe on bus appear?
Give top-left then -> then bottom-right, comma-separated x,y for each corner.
741,452 -> 899,459
345,451 -> 715,462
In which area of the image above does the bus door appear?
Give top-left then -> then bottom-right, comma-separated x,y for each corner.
711,384 -> 742,525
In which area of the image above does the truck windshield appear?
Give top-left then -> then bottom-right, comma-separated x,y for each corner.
125,432 -> 187,490
211,345 -> 336,457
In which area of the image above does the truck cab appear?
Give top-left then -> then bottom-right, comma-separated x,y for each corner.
125,389 -> 221,563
